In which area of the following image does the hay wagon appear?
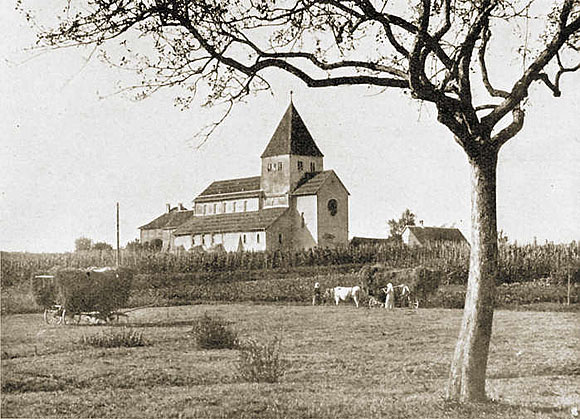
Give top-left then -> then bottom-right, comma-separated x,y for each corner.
33,267 -> 133,325
360,265 -> 442,308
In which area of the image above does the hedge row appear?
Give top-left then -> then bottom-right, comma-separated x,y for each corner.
3,241 -> 579,286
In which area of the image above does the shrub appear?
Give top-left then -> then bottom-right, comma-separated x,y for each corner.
80,328 -> 146,348
191,312 -> 239,350
237,337 -> 286,383
426,286 -> 466,309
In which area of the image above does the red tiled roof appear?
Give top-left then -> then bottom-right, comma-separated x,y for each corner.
196,176 -> 261,199
139,210 -> 194,230
406,226 -> 469,245
261,102 -> 324,158
173,207 -> 288,236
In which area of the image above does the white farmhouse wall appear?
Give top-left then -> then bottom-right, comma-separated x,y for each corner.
174,235 -> 192,250
195,197 -> 260,216
295,195 -> 318,249
192,231 -> 266,252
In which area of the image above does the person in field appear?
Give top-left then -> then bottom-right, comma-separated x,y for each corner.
312,282 -> 321,305
383,283 -> 395,310
398,284 -> 411,307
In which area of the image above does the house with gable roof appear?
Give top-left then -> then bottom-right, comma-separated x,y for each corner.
140,100 -> 350,252
401,225 -> 469,247
138,204 -> 193,251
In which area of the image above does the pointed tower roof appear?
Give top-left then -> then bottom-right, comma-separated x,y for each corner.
261,101 -> 324,158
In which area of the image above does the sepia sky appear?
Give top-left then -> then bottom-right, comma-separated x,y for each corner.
1,1 -> 579,253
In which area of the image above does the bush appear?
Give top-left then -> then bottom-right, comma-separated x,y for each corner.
80,328 -> 146,348
237,337 -> 286,383
426,286 -> 466,309
191,312 -> 239,350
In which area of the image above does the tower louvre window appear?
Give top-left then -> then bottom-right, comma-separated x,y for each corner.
277,162 -> 282,171
297,161 -> 303,171
310,162 -> 316,172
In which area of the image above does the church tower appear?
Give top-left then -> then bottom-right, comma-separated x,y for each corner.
260,101 -> 324,208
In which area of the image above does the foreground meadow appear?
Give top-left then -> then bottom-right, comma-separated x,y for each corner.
2,304 -> 579,418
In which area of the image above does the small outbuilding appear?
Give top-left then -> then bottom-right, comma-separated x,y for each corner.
401,226 -> 469,247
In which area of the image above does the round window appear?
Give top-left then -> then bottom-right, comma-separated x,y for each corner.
327,199 -> 338,216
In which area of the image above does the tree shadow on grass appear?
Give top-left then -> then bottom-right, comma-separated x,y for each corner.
440,399 -> 568,418
489,363 -> 580,379
107,319 -> 201,328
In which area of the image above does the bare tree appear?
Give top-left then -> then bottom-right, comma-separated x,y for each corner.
26,0 -> 580,402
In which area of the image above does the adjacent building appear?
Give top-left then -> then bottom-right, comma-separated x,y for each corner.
401,225 -> 469,247
138,204 -> 193,251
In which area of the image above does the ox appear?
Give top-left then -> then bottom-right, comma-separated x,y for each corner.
328,286 -> 361,308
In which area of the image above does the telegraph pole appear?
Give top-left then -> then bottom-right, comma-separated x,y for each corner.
116,202 -> 120,268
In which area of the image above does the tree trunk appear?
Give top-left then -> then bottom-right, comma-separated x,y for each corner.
447,148 -> 499,402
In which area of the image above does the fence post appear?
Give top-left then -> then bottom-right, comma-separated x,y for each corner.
567,268 -> 571,306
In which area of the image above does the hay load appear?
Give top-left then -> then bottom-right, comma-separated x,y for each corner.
32,267 -> 133,318
359,264 -> 442,306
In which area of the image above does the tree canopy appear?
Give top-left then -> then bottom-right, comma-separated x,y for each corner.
28,0 -> 580,142
388,208 -> 416,241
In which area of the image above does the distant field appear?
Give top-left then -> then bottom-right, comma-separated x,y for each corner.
2,305 -> 579,418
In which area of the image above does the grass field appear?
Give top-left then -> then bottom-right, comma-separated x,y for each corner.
2,304 -> 579,418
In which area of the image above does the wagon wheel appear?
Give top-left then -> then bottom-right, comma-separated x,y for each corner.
64,311 -> 81,325
106,311 -> 129,324
43,307 -> 64,325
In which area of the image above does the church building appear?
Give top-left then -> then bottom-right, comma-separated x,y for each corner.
140,100 -> 349,252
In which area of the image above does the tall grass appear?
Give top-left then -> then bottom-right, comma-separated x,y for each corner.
80,328 -> 147,348
237,337 -> 286,383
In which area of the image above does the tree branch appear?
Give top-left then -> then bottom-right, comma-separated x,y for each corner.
482,0 -> 580,128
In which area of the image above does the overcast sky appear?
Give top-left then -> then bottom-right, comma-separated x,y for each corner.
1,2 -> 579,253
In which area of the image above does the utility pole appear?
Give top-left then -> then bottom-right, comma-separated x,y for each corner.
116,202 -> 120,269
567,268 -> 571,306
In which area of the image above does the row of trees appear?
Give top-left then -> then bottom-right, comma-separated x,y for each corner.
74,237 -> 113,252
